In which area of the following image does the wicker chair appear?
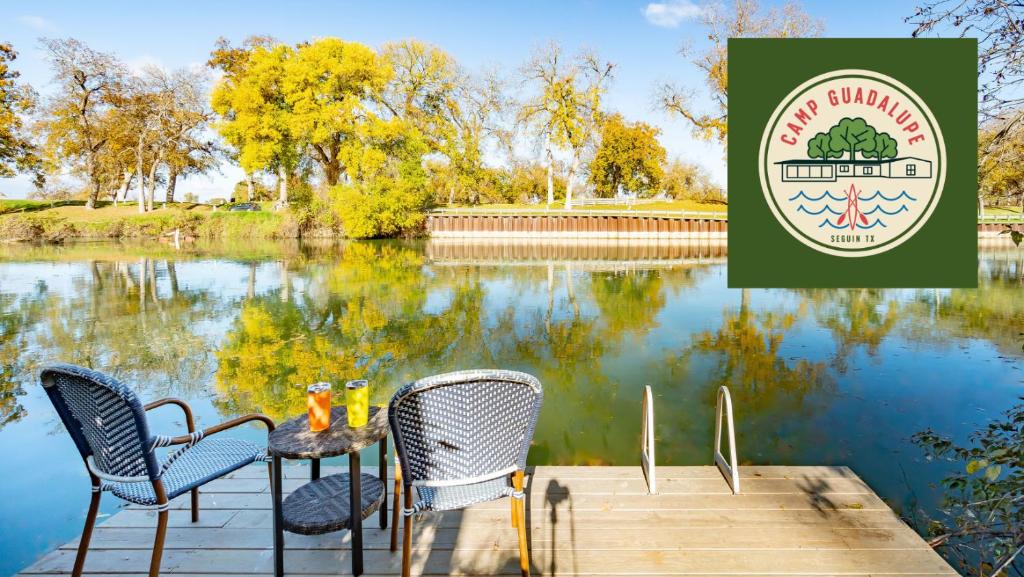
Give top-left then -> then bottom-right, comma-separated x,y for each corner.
40,363 -> 275,577
387,370 -> 543,577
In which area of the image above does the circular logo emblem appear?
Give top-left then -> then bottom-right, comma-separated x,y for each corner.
759,69 -> 945,257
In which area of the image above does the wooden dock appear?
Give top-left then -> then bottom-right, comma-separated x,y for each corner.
18,465 -> 956,576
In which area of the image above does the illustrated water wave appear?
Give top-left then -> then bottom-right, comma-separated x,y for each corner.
858,190 -> 918,202
796,204 -> 845,216
861,204 -> 910,216
791,190 -> 916,231
819,217 -> 887,229
788,190 -> 847,202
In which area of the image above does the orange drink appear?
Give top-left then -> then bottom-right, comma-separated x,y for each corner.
345,380 -> 369,428
307,382 -> 331,432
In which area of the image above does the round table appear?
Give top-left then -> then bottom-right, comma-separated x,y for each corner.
268,405 -> 389,577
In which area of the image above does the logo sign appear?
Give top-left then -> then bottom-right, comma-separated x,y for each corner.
760,70 -> 944,257
730,39 -> 977,288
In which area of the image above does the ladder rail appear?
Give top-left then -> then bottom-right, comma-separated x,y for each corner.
641,385 -> 656,494
714,386 -> 741,494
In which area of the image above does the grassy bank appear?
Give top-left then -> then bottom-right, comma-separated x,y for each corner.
0,201 -> 307,242
464,199 -> 728,212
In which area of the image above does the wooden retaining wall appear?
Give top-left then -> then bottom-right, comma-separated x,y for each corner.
428,213 -> 1021,239
978,222 -> 1024,237
427,213 -> 728,240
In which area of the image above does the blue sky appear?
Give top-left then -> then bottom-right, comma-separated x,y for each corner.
0,0 -> 924,199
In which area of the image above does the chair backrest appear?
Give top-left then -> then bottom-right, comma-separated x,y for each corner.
389,369 -> 543,486
40,364 -> 159,482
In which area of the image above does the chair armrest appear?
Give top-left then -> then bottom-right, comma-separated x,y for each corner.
162,413 -> 275,446
144,398 -> 195,433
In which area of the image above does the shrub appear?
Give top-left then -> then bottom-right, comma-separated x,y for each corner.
333,183 -> 432,239
332,160 -> 433,239
0,214 -> 76,242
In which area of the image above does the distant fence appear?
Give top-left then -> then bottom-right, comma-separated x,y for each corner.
979,213 -> 1024,223
573,197 -> 663,207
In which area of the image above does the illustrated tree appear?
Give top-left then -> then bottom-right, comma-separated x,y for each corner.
37,38 -> 128,209
519,42 -> 614,208
658,0 -> 823,145
589,113 -> 666,198
806,118 -> 899,162
0,43 -> 41,187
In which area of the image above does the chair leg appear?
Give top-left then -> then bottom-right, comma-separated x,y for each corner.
390,461 -> 402,552
191,488 -> 199,523
71,488 -> 101,577
510,477 -> 518,528
402,487 -> 413,577
149,508 -> 169,577
512,470 -> 530,577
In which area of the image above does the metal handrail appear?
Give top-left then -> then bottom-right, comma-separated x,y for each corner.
431,207 -> 729,220
641,385 -> 656,494
714,386 -> 740,495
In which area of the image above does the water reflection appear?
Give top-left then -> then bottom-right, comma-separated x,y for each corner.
0,238 -> 1022,576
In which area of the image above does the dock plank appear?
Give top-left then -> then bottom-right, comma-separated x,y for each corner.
17,465 -> 956,576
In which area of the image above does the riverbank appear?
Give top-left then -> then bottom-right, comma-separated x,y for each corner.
0,201 -> 316,242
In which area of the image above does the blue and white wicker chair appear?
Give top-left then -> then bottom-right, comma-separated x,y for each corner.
40,364 -> 275,577
388,369 -> 543,577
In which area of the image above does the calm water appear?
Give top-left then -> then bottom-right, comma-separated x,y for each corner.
1,239 -> 1022,576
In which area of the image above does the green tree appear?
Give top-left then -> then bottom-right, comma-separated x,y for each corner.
806,118 -> 898,162
589,113 -> 666,198
0,43 -> 41,186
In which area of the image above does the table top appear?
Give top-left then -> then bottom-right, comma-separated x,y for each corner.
268,405 -> 388,460
281,472 -> 385,535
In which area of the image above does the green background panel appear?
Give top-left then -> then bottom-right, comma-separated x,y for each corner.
728,38 -> 977,288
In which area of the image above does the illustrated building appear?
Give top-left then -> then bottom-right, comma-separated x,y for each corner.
775,157 -> 932,182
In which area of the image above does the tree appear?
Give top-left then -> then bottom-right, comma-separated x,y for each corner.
381,41 -> 508,206
662,159 -> 726,203
909,1 -> 1024,130
589,113 -> 666,198
147,67 -> 217,205
914,401 -> 1024,576
520,42 -> 614,208
980,119 -> 1024,210
208,36 -> 276,202
210,38 -> 299,207
283,38 -> 390,188
37,38 -> 128,209
658,0 -> 823,144
909,1 -> 1024,216
0,43 -> 41,186
806,118 -> 898,162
